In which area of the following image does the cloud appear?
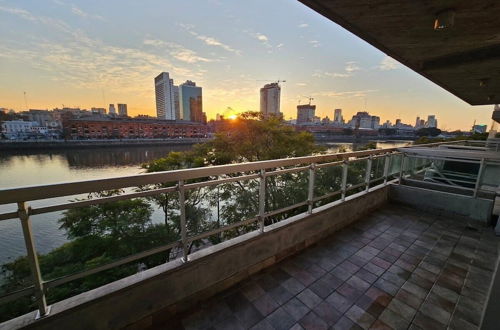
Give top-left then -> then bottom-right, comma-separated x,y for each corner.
309,40 -> 320,48
70,6 -> 104,21
345,61 -> 361,72
312,70 -> 351,79
298,23 -> 309,28
143,38 -> 212,63
180,24 -> 241,55
170,49 -> 211,64
256,33 -> 268,42
276,43 -> 284,48
296,82 -> 307,86
0,5 -> 37,21
314,89 -> 377,98
378,56 -> 400,71
1,16 -> 202,97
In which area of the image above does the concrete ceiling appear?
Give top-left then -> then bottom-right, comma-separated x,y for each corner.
299,0 -> 500,105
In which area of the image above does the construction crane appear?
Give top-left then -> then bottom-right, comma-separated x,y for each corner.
298,96 -> 314,105
255,79 -> 286,85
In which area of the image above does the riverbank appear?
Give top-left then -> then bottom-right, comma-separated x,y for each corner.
0,138 -> 211,151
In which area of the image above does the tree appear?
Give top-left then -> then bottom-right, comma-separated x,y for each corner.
416,127 -> 442,137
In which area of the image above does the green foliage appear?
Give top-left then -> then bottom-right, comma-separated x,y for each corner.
415,127 -> 442,137
414,132 -> 488,145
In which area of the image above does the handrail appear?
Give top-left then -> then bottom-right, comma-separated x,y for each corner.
0,139 -> 469,320
0,140 -> 463,204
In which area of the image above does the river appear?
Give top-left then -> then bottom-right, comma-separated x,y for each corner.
0,141 -> 411,267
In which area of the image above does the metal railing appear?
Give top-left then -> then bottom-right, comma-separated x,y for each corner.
0,140 -> 476,319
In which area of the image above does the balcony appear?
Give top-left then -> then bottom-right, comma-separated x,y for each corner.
0,140 -> 499,329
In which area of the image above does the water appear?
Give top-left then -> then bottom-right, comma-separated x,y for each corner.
0,140 -> 411,266
0,145 -> 190,266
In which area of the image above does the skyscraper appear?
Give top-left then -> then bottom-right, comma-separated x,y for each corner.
179,80 -> 203,122
334,109 -> 343,123
426,115 -> 438,128
260,83 -> 281,117
109,104 -> 116,115
297,104 -> 316,124
415,116 -> 420,128
155,72 -> 177,120
117,104 -> 128,117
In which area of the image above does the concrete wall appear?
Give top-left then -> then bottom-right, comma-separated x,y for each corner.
3,186 -> 389,330
389,184 -> 493,224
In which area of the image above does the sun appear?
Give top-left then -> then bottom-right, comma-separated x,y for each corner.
228,114 -> 238,120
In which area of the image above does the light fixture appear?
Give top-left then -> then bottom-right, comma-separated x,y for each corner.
479,78 -> 490,87
434,9 -> 456,30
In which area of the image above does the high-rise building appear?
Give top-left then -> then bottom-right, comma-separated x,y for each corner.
297,104 -> 316,124
260,83 -> 281,117
419,119 -> 425,127
426,115 -> 437,128
117,104 -> 128,117
334,109 -> 343,123
415,116 -> 420,128
472,124 -> 487,133
109,104 -> 116,115
173,86 -> 180,120
179,80 -> 203,122
348,112 -> 380,129
155,72 -> 177,120
395,119 -> 402,127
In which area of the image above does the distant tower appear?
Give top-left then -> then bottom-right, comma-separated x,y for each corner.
415,116 -> 420,128
109,104 -> 116,115
117,104 -> 128,117
155,72 -> 177,120
426,115 -> 437,128
297,104 -> 316,124
334,108 -> 343,123
260,83 -> 281,117
179,80 -> 203,122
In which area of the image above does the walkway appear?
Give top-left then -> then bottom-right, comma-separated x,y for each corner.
163,204 -> 499,330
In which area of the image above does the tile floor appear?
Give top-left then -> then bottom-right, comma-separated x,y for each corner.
162,204 -> 499,330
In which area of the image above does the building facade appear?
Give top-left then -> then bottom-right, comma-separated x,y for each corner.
426,115 -> 438,128
109,104 -> 116,115
297,104 -> 316,124
348,112 -> 380,129
334,108 -> 343,123
179,80 -> 204,122
1,120 -> 47,139
260,83 -> 281,117
117,104 -> 128,117
155,72 -> 177,120
64,118 -> 208,139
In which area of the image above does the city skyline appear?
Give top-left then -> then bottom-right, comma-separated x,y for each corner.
0,0 -> 494,130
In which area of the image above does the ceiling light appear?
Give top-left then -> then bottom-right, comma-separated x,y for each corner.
434,9 -> 455,30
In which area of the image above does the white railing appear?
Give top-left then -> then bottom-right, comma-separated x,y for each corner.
0,140 -> 477,320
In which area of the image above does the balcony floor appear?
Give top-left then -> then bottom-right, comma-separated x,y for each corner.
164,204 -> 499,330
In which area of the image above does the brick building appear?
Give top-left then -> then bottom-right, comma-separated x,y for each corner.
64,118 -> 208,139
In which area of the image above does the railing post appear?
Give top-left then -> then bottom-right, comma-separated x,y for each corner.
383,155 -> 390,185
177,180 -> 188,262
341,160 -> 348,201
307,164 -> 316,214
474,158 -> 486,198
398,154 -> 406,184
365,156 -> 372,192
18,202 -> 48,319
258,169 -> 266,233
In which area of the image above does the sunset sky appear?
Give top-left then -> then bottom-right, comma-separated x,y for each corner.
0,0 -> 494,130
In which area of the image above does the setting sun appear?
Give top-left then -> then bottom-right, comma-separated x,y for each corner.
228,114 -> 238,120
